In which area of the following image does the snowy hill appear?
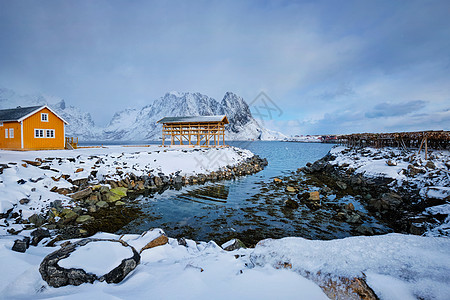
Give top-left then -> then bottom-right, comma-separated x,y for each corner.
0,88 -> 286,141
103,91 -> 286,141
0,88 -> 101,140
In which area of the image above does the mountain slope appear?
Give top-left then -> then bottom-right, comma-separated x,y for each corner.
103,91 -> 286,141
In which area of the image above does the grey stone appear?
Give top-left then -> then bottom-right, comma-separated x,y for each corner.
222,239 -> 247,251
39,238 -> 140,287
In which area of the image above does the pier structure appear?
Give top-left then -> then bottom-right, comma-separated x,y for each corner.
157,115 -> 228,147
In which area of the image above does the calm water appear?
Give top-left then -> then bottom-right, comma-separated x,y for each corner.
96,141 -> 392,245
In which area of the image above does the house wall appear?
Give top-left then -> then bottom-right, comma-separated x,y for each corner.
0,121 -> 21,149
22,107 -> 65,150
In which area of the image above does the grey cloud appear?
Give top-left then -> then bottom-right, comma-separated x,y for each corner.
365,100 -> 427,118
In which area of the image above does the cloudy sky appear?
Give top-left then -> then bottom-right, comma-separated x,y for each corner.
0,0 -> 449,135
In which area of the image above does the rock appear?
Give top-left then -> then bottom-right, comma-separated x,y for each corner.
75,168 -> 84,173
110,187 -> 128,197
105,193 -> 122,203
17,179 -> 26,184
321,186 -> 333,195
76,215 -> 94,223
70,187 -> 93,200
19,198 -> 30,205
309,191 -> 320,201
222,239 -> 247,251
115,201 -> 125,206
284,199 -> 299,209
28,213 -> 46,227
285,186 -> 297,193
273,178 -> 282,184
31,228 -> 51,246
354,225 -> 374,235
381,192 -> 403,208
39,238 -> 140,287
336,181 -> 347,190
345,203 -> 355,211
386,160 -> 397,166
153,176 -> 163,186
410,223 -> 425,235
12,238 -> 30,253
50,200 -> 63,212
425,161 -> 436,169
346,213 -> 362,224
22,160 -> 42,166
60,209 -> 79,224
96,201 -> 109,208
407,164 -> 426,177
140,235 -> 169,253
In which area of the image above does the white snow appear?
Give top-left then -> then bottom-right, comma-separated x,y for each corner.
0,230 -> 449,299
58,241 -> 133,275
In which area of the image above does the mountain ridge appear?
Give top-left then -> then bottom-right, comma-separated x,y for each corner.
0,88 -> 286,141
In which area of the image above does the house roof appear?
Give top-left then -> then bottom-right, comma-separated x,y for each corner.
157,115 -> 229,124
0,105 -> 69,124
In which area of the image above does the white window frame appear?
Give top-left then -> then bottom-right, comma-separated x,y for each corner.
9,128 -> 14,138
5,128 -> 8,138
34,129 -> 44,138
45,129 -> 55,138
41,113 -> 49,122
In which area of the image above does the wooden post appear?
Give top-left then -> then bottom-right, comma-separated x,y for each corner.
425,136 -> 428,160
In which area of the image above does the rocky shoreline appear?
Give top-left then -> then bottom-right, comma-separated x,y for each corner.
300,146 -> 450,236
5,154 -> 268,244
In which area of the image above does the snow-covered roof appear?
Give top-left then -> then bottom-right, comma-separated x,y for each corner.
157,115 -> 229,124
0,105 -> 69,124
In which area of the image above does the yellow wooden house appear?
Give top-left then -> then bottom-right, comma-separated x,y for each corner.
0,105 -> 69,150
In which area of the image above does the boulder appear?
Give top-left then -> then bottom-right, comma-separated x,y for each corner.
140,235 -> 169,253
31,228 -> 51,246
28,213 -> 46,227
309,191 -> 320,201
222,239 -> 247,251
273,178 -> 282,184
425,161 -> 436,169
285,186 -> 297,193
386,160 -> 397,166
336,181 -> 347,190
22,160 -> 42,167
96,201 -> 109,208
76,215 -> 94,224
284,199 -> 299,209
39,238 -> 140,287
70,187 -> 93,200
12,238 -> 30,253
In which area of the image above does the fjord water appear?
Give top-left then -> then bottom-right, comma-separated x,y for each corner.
113,141 -> 390,245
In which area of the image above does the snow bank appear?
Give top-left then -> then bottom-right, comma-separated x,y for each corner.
0,230 -> 449,299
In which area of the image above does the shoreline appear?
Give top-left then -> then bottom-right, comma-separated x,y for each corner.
0,146 -> 267,239
301,145 -> 450,236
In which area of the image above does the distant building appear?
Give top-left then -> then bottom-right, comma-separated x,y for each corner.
0,105 -> 68,150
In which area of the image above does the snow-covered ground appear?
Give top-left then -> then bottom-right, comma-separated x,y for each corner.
0,229 -> 449,299
329,146 -> 450,236
0,146 -> 253,228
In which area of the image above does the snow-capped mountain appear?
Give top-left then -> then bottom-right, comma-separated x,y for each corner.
0,87 -> 286,141
0,88 -> 101,140
103,91 -> 286,141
